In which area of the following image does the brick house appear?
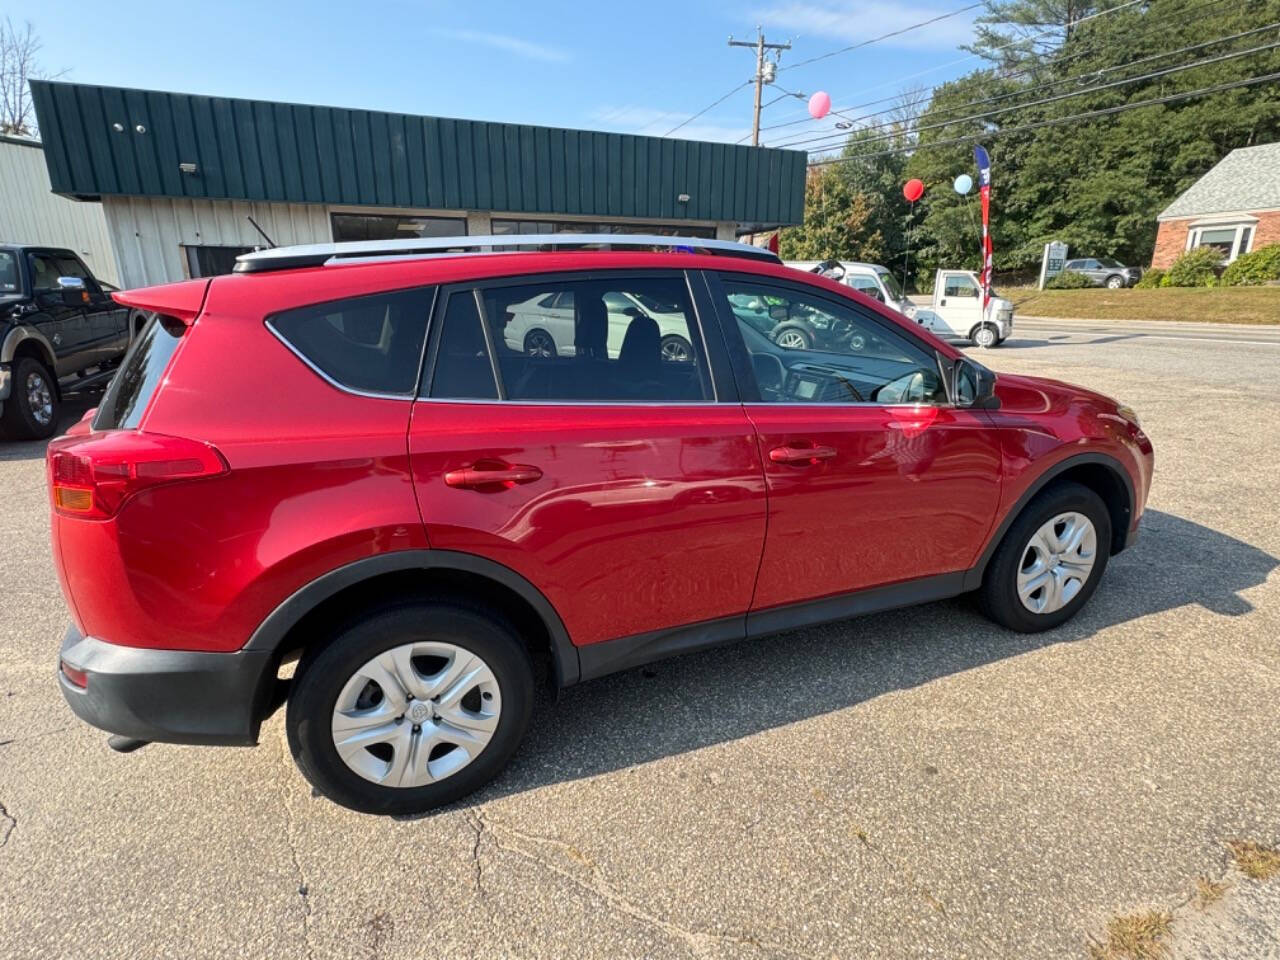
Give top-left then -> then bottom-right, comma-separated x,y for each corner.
1152,141 -> 1280,268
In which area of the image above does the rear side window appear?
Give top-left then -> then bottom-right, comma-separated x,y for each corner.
429,276 -> 712,403
269,288 -> 434,395
94,315 -> 186,430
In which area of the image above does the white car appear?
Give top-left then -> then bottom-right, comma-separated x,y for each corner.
503,289 -> 695,362
784,260 -> 912,315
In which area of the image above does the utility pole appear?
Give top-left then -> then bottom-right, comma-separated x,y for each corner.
728,27 -> 790,146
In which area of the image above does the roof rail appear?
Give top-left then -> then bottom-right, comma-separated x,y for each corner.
232,233 -> 780,273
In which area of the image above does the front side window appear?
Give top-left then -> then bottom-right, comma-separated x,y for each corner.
269,288 -> 434,395
27,253 -> 61,291
718,277 -> 946,406
429,276 -> 712,403
848,276 -> 884,301
942,274 -> 979,298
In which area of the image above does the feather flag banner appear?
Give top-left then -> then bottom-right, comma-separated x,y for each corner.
973,145 -> 993,315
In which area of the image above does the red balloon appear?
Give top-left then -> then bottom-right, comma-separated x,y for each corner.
903,178 -> 925,203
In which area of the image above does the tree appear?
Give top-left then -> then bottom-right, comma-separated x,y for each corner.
0,18 -> 56,137
779,167 -> 882,261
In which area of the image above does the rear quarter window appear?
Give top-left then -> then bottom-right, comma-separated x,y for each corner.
268,288 -> 435,395
94,314 -> 186,430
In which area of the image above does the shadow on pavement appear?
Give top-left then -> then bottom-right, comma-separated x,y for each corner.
0,392 -> 100,463
425,509 -> 1277,814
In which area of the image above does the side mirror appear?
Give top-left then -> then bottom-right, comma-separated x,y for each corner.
953,358 -> 1000,409
621,306 -> 644,319
58,276 -> 89,306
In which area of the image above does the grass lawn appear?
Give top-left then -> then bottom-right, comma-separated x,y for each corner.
1005,286 -> 1280,324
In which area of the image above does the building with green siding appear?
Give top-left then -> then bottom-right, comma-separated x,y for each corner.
29,81 -> 806,289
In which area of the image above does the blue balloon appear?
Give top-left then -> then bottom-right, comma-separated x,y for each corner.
953,174 -> 973,195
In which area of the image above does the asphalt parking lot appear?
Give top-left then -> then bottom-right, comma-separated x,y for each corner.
2,318 -> 1278,959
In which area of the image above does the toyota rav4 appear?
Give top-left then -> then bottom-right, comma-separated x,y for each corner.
49,235 -> 1153,815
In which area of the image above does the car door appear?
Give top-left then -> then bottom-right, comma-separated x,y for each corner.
55,254 -> 128,365
409,270 -> 768,655
25,251 -> 91,377
935,272 -> 983,337
707,272 -> 1002,615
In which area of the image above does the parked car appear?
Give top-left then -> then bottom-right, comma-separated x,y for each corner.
1,244 -> 143,440
50,234 -> 1153,815
1062,258 -> 1142,289
785,259 -> 911,314
503,287 -> 696,363
909,269 -> 1015,348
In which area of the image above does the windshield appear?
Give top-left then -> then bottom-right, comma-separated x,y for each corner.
1097,258 -> 1124,268
0,252 -> 17,294
877,270 -> 904,300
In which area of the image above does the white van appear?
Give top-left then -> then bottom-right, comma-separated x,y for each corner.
784,260 -> 911,315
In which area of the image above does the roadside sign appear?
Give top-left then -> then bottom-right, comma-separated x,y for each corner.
1039,241 -> 1068,289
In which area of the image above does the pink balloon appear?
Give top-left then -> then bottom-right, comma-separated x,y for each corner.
808,91 -> 831,120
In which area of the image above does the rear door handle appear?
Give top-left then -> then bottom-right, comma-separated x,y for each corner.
768,444 -> 837,466
444,462 -> 543,489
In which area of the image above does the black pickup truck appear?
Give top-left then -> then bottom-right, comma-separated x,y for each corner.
1,244 -> 143,440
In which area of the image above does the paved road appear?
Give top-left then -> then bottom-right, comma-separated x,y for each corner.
2,328 -> 1278,959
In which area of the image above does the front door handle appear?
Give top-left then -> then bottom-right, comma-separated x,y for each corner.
769,444 -> 837,466
444,462 -> 543,489
939,298 -> 947,307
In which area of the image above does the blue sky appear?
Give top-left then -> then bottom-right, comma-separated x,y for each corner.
16,0 -> 985,150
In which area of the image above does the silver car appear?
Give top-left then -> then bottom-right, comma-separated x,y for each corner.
1063,257 -> 1142,289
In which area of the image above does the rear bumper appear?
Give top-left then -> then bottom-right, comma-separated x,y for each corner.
57,624 -> 276,746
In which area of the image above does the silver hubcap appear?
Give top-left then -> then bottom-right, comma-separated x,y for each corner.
661,339 -> 691,362
975,327 -> 995,348
526,333 -> 554,358
331,642 -> 501,789
777,330 -> 807,349
1017,511 -> 1098,614
25,371 -> 53,426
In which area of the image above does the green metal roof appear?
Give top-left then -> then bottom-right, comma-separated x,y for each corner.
30,80 -> 805,227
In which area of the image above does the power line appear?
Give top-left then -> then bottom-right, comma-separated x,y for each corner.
806,69 -> 1280,166
777,2 -> 985,73
662,80 -> 753,137
768,8 -> 1267,149
759,0 -> 1151,134
779,29 -> 1280,153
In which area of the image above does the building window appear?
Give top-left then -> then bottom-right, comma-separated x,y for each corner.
330,213 -> 467,242
1186,221 -> 1257,263
184,245 -> 255,278
490,218 -> 716,246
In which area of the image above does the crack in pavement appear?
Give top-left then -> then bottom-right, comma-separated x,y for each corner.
0,800 -> 15,848
276,744 -> 315,960
476,813 -> 808,959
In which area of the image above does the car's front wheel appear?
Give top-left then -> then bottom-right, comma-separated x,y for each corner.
978,482 -> 1112,632
971,323 -> 999,349
1105,274 -> 1125,289
286,600 -> 534,815
0,356 -> 59,441
773,325 -> 812,350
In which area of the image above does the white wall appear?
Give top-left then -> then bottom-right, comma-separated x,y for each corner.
0,137 -> 120,286
102,196 -> 332,288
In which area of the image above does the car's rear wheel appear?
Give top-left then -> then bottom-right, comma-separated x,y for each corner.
523,329 -> 556,358
978,482 -> 1111,632
286,600 -> 534,815
0,356 -> 59,441
1105,274 -> 1125,289
660,334 -> 693,363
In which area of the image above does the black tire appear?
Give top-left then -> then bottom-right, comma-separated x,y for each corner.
286,599 -> 534,815
773,324 -> 812,350
0,356 -> 59,441
1105,274 -> 1124,289
523,328 -> 556,358
977,482 -> 1112,633
659,334 -> 693,363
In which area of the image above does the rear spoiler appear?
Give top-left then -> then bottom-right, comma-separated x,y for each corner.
111,278 -> 211,325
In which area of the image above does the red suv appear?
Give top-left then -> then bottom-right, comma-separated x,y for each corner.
49,236 -> 1153,815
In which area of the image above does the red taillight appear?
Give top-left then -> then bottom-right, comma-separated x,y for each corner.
60,660 -> 89,688
47,431 -> 228,520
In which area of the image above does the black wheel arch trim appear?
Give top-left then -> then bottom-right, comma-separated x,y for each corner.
962,451 -> 1136,591
245,549 -> 580,687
